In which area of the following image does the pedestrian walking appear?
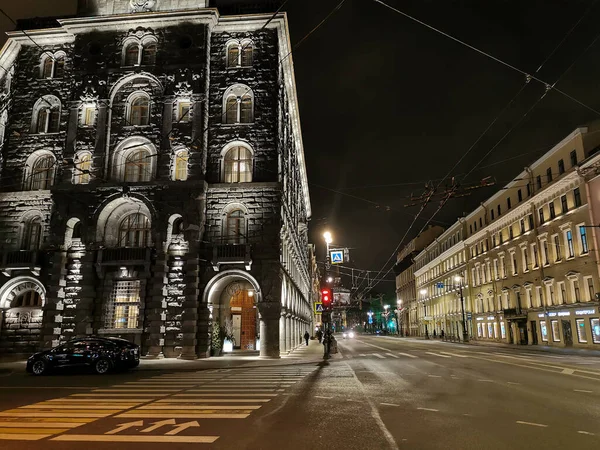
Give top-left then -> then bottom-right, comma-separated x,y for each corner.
304,331 -> 310,346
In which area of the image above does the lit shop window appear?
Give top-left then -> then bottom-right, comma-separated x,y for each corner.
591,318 -> 600,344
500,322 -> 506,339
487,323 -> 493,339
551,320 -> 560,342
576,319 -> 587,343
540,321 -> 548,342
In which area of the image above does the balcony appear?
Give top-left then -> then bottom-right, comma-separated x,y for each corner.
96,248 -> 151,278
0,250 -> 42,276
211,244 -> 252,271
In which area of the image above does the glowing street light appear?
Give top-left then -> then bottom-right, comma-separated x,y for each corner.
327,276 -> 333,283
419,289 -> 427,295
323,231 -> 333,245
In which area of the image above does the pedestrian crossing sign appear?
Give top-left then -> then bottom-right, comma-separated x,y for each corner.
330,250 -> 344,264
314,302 -> 324,313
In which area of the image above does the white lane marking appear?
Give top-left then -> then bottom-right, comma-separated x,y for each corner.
373,353 -> 386,359
573,389 -> 593,393
174,393 -> 277,397
425,352 -> 451,358
562,368 -> 575,375
0,422 -> 83,428
478,380 -> 494,383
417,407 -> 439,412
507,382 -> 521,385
137,405 -> 262,410
397,352 -> 418,359
314,396 -> 333,399
385,353 -> 400,359
0,412 -> 110,418
0,434 -> 51,441
117,413 -> 250,419
359,354 -> 367,357
156,399 -> 271,403
381,402 -> 400,407
52,435 -> 219,443
346,399 -> 362,403
439,351 -> 468,358
428,375 -> 442,378
516,421 -> 548,428
577,431 -> 595,436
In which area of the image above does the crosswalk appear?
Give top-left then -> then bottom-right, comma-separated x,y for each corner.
0,366 -> 315,443
343,350 -> 470,360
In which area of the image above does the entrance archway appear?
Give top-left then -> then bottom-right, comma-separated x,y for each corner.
204,270 -> 262,352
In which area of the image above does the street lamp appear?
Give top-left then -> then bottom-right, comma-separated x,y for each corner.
454,275 -> 469,342
419,289 -> 428,338
322,231 -> 333,359
396,299 -> 403,336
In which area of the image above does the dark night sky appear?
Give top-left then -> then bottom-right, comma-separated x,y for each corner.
3,0 -> 600,294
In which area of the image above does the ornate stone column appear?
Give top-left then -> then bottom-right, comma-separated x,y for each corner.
285,313 -> 292,352
279,308 -> 287,354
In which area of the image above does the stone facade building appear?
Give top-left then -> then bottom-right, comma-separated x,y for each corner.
0,0 -> 313,358
394,225 -> 443,336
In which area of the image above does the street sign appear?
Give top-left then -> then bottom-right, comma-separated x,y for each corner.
330,250 -> 344,264
466,312 -> 472,320
436,282 -> 444,289
314,302 -> 324,313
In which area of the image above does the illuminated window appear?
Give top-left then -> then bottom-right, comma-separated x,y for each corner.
124,148 -> 152,182
173,150 -> 189,181
128,94 -> 150,126
12,290 -> 42,307
105,280 -> 140,330
551,320 -> 560,342
141,42 -> 157,65
40,53 -> 65,79
29,154 -> 55,190
576,319 -> 587,343
74,152 -> 92,185
32,96 -> 61,133
223,146 -> 252,183
540,320 -> 548,342
579,226 -> 589,254
591,318 -> 600,344
41,56 -> 54,78
227,40 -> 253,68
223,85 -> 254,124
118,213 -> 151,247
124,42 -> 140,66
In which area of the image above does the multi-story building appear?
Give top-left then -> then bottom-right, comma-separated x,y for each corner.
414,221 -> 471,339
394,225 -> 443,336
0,0 -> 313,358
465,125 -> 600,348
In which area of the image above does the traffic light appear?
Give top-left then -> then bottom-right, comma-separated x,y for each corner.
321,287 -> 332,309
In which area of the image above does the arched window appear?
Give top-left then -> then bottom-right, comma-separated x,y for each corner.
226,209 -> 245,244
74,152 -> 92,184
124,148 -> 152,182
173,150 -> 189,181
119,213 -> 151,247
241,41 -> 253,67
41,56 -> 54,78
124,42 -> 140,66
223,146 -> 252,183
54,56 -> 65,78
128,94 -> 150,126
28,153 -> 56,190
32,96 -> 61,133
142,42 -> 157,65
12,290 -> 42,308
227,43 -> 240,68
223,85 -> 254,124
22,216 -> 42,250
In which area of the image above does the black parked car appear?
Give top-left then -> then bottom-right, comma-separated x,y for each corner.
26,336 -> 140,375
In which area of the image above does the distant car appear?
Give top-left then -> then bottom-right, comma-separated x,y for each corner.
26,336 -> 140,376
342,330 -> 355,339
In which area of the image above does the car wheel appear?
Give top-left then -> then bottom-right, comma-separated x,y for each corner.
31,360 -> 47,376
94,358 -> 111,375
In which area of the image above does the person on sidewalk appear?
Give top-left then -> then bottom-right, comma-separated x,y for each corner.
304,331 -> 310,346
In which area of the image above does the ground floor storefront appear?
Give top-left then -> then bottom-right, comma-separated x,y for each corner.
527,304 -> 600,348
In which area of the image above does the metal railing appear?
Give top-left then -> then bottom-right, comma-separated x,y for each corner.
0,250 -> 39,268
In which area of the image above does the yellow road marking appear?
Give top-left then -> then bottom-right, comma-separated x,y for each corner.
0,417 -> 94,423
0,433 -> 51,440
0,428 -> 68,434
21,404 -> 138,410
174,393 -> 277,397
137,406 -> 262,410
156,399 -> 271,403
52,435 -> 219,443
69,394 -> 164,397
0,413 -> 114,418
0,422 -> 84,428
117,413 -> 250,419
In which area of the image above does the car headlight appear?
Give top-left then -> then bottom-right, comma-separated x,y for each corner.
348,332 -> 355,338
342,333 -> 347,337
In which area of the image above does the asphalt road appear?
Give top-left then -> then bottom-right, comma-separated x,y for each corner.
0,337 -> 599,449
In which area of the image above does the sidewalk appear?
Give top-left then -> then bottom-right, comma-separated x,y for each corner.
371,333 -> 600,357
0,340 -> 330,373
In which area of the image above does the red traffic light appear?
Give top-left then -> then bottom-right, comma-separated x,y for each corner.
321,288 -> 332,306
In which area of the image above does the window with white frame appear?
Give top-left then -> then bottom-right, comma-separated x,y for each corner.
122,38 -> 157,67
551,320 -> 560,342
39,52 -> 65,79
565,229 -> 574,258
521,246 -> 530,272
26,151 -> 56,190
105,280 -> 141,330
223,145 -> 253,183
127,93 -> 150,126
174,99 -> 191,123
525,287 -> 533,308
531,243 -> 539,268
536,286 -> 544,307
585,276 -> 595,301
540,320 -> 548,341
576,319 -> 587,343
541,239 -> 549,265
553,234 -> 562,262
572,278 -> 581,302
118,213 -> 151,247
31,96 -> 61,133
21,215 -> 42,250
546,283 -> 555,306
493,259 -> 499,280
73,152 -> 92,185
225,209 -> 246,244
173,149 -> 189,181
223,84 -> 253,124
557,281 -> 566,304
510,251 -> 518,275
226,39 -> 254,68
80,103 -> 96,127
124,148 -> 153,182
